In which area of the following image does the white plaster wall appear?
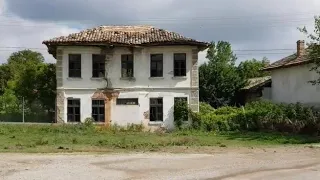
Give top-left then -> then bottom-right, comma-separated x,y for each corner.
63,89 -> 96,123
62,89 -> 190,130
112,90 -> 190,130
59,46 -> 195,89
262,87 -> 271,100
271,63 -> 320,105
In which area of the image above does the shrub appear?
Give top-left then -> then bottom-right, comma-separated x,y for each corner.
199,102 -> 215,114
214,106 -> 240,115
174,99 -> 189,129
189,101 -> 320,135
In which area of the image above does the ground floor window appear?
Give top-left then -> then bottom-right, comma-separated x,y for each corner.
150,98 -> 163,121
174,97 -> 188,104
67,99 -> 80,122
92,100 -> 105,122
174,97 -> 189,121
116,98 -> 139,105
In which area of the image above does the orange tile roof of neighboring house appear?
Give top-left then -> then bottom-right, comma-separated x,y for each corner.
263,40 -> 312,71
42,25 -> 209,47
262,53 -> 311,71
242,76 -> 271,90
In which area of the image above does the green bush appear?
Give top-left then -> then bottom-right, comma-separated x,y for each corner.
174,99 -> 189,129
199,102 -> 215,114
188,101 -> 320,135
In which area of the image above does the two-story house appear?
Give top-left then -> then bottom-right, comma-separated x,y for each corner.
43,25 -> 208,130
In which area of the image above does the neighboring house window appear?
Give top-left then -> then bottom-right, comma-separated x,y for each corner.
67,99 -> 80,122
121,54 -> 134,78
92,100 -> 105,122
150,54 -> 163,77
116,98 -> 139,105
174,53 -> 186,77
69,54 -> 81,78
92,54 -> 105,78
150,98 -> 163,121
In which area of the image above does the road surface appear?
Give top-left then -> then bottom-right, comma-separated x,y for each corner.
1,147 -> 320,180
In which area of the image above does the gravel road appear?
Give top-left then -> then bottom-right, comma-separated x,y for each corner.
1,146 -> 320,180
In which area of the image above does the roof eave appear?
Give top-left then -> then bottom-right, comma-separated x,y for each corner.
262,60 -> 311,71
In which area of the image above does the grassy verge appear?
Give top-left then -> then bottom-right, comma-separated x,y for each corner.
0,124 -> 319,153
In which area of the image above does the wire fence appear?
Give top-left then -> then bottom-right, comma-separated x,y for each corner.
0,97 -> 55,123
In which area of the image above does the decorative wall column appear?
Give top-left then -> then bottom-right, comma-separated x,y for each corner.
56,49 -> 65,123
104,90 -> 119,127
190,49 -> 200,112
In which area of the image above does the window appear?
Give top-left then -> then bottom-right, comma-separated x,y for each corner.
92,54 -> 105,78
174,97 -> 188,122
92,100 -> 105,122
174,97 -> 188,104
116,98 -> 138,105
67,99 -> 80,122
150,54 -> 163,77
174,53 -> 186,77
150,98 -> 163,121
121,54 -> 134,78
68,54 -> 81,78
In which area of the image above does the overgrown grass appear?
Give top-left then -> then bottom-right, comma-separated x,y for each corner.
0,124 -> 318,153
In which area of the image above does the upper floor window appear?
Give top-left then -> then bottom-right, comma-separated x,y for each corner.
92,54 -> 105,78
174,53 -> 186,77
150,54 -> 163,77
68,54 -> 81,78
121,54 -> 134,78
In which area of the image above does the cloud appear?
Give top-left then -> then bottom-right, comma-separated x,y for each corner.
0,0 -> 79,63
1,0 -> 320,64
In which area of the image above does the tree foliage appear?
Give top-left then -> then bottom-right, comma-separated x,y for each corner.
199,41 -> 246,108
237,57 -> 270,79
0,50 -> 56,115
299,16 -> 320,84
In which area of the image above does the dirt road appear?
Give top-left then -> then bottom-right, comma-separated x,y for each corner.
1,146 -> 320,180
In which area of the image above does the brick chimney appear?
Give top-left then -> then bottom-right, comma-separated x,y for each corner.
297,40 -> 305,56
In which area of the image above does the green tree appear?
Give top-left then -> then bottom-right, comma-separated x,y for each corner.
2,50 -> 56,113
237,57 -> 270,79
299,16 -> 320,84
199,41 -> 246,108
0,64 -> 11,95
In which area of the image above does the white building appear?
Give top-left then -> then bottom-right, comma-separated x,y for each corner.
43,25 -> 208,130
264,40 -> 320,106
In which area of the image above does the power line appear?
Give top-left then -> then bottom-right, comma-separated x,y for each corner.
0,46 -> 296,52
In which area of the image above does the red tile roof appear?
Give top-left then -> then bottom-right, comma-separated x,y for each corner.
43,25 -> 209,47
263,53 -> 311,71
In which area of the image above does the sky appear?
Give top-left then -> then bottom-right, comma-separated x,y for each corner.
0,0 -> 319,64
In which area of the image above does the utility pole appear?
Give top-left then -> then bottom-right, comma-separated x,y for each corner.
22,97 -> 25,123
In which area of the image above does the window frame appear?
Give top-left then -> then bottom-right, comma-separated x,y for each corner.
174,97 -> 188,104
149,98 -> 163,122
116,98 -> 139,105
150,54 -> 163,77
173,53 -> 187,77
68,54 -> 82,78
92,54 -> 106,78
91,99 -> 105,122
67,98 -> 81,122
121,54 -> 134,78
